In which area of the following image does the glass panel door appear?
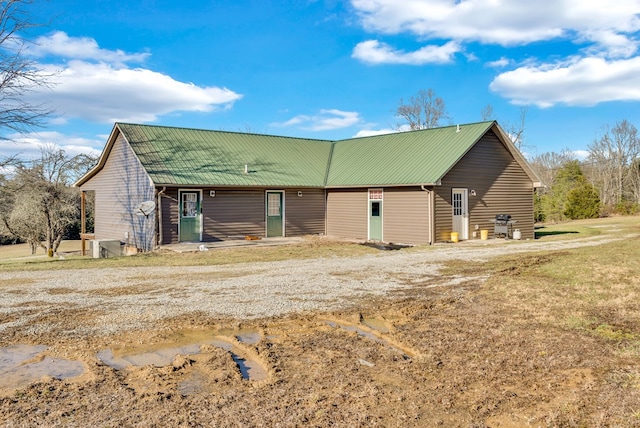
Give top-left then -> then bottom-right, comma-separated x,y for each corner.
179,191 -> 201,242
266,192 -> 283,237
369,189 -> 383,241
452,188 -> 468,240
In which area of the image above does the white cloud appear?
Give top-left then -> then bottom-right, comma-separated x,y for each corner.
490,56 -> 640,107
349,1 -> 640,106
0,131 -> 103,160
353,128 -> 397,137
574,150 -> 590,160
29,31 -> 150,65
31,61 -> 241,123
580,29 -> 638,58
272,109 -> 362,131
352,40 -> 460,64
353,126 -> 410,137
350,0 -> 640,56
22,33 -> 242,124
486,57 -> 511,68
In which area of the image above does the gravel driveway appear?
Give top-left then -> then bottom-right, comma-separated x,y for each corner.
0,234 -> 628,337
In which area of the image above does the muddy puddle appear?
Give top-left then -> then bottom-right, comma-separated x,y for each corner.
325,321 -> 412,358
326,321 -> 382,342
0,344 -> 85,391
217,328 -> 262,345
361,317 -> 390,333
97,329 -> 267,385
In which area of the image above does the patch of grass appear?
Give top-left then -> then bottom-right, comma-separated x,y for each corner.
593,324 -> 636,341
535,216 -> 640,240
473,237 -> 640,345
435,217 -> 640,352
0,240 -> 81,259
566,317 -> 639,341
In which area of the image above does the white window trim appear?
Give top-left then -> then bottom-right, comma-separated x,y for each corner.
367,188 -> 383,241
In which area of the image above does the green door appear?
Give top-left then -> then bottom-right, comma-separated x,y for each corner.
369,200 -> 382,241
179,191 -> 201,241
266,192 -> 283,237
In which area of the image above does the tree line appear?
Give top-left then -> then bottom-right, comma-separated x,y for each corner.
529,120 -> 640,222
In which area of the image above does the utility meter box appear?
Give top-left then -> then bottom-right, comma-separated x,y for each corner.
90,240 -> 124,258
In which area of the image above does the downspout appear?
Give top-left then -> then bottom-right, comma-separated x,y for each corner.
156,187 -> 166,248
430,190 -> 435,245
323,188 -> 327,237
420,185 -> 435,245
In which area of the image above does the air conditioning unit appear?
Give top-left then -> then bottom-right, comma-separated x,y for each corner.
91,240 -> 124,258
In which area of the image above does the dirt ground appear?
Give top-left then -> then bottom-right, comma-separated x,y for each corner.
1,224 -> 640,427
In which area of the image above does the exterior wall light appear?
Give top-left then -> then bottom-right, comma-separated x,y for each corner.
210,190 -> 216,197
297,191 -> 303,197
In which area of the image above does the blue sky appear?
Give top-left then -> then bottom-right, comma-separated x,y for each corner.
4,0 -> 640,160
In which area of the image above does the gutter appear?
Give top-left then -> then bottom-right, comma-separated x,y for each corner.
324,182 -> 439,189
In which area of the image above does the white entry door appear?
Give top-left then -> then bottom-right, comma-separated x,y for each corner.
452,188 -> 469,240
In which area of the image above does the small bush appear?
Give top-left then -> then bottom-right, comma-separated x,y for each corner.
564,184 -> 601,219
613,200 -> 640,215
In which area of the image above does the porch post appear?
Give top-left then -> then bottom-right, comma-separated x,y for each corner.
81,191 -> 86,256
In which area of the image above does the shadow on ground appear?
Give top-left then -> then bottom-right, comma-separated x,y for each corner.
535,228 -> 580,239
360,242 -> 412,251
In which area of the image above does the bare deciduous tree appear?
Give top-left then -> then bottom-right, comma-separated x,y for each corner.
0,0 -> 50,136
394,88 -> 449,130
629,158 -> 640,205
503,107 -> 528,151
479,104 -> 527,150
480,104 -> 494,121
529,149 -> 577,191
588,120 -> 640,207
1,146 -> 96,255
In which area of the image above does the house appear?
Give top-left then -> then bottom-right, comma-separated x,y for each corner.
74,121 -> 541,251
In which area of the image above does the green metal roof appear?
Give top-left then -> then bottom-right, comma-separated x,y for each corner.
326,122 -> 494,186
117,123 -> 333,187
77,120 -> 529,188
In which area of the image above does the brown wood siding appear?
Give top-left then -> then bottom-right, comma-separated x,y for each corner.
159,188 -> 179,244
201,189 -> 265,240
434,131 -> 535,242
79,134 -> 155,249
326,189 -> 368,239
285,189 -> 325,236
383,187 -> 431,244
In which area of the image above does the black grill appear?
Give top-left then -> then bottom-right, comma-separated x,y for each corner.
493,214 -> 513,238
495,214 -> 511,222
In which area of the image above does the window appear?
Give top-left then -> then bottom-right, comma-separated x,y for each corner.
267,193 -> 281,216
453,192 -> 462,216
369,189 -> 383,200
182,193 -> 198,217
371,201 -> 380,217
